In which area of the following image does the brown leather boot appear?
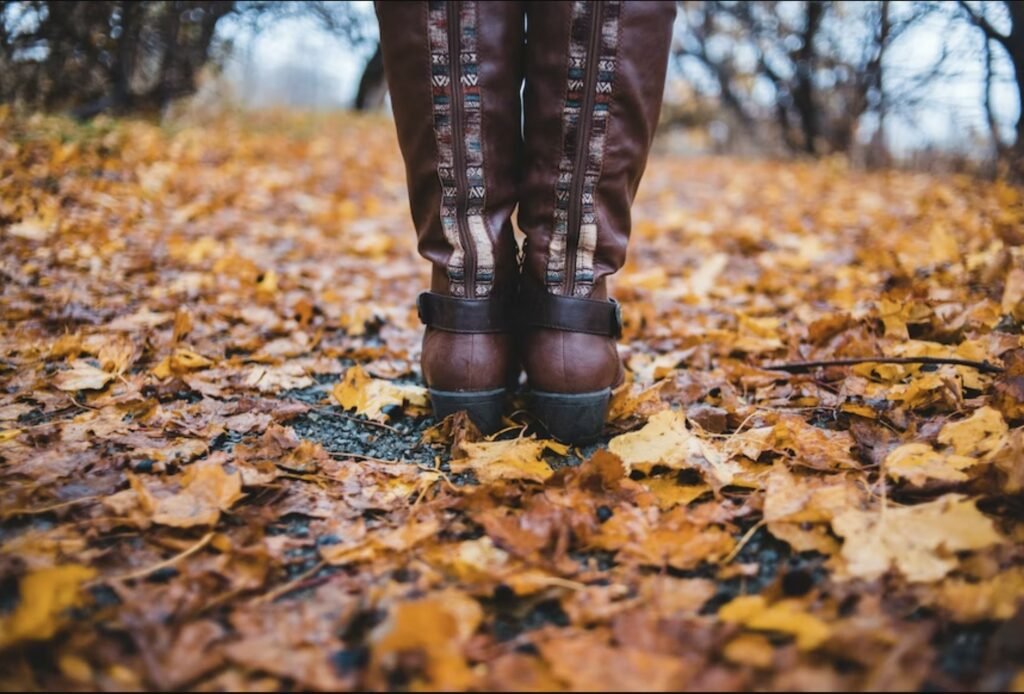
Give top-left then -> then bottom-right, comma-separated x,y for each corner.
518,1 -> 676,443
376,1 -> 525,433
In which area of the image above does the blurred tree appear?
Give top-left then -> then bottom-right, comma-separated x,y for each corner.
0,1 -> 236,116
673,1 -> 932,157
0,0 -> 379,116
957,0 -> 1023,176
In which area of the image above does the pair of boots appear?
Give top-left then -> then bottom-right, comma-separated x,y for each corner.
377,1 -> 675,443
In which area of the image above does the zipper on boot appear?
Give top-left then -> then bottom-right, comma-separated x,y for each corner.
448,2 -> 477,298
564,2 -> 603,297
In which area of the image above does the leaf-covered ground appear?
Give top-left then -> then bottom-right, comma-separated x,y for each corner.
1,109 -> 1023,691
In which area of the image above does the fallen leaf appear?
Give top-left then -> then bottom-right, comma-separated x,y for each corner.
929,567 -> 1024,622
719,594 -> 831,650
332,364 -> 427,422
884,443 -> 976,485
450,438 -> 567,485
937,406 -> 1008,458
152,348 -> 214,379
832,494 -> 1003,582
148,458 -> 244,527
537,630 -> 690,691
53,360 -> 114,391
0,564 -> 96,649
369,590 -> 482,690
723,632 -> 775,668
608,409 -> 740,487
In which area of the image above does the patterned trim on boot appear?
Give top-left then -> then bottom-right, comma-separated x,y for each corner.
427,1 -> 495,297
545,0 -> 621,297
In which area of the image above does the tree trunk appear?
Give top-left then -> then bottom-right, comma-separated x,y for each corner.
354,43 -> 387,111
793,1 -> 824,155
1009,8 -> 1024,177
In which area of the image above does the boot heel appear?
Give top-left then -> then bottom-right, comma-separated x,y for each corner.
530,388 -> 611,444
429,387 -> 507,434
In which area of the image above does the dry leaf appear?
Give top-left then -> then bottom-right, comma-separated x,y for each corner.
719,594 -> 831,650
147,459 -> 244,527
53,360 -> 114,391
884,443 -> 976,485
832,494 -> 1003,582
369,590 -> 481,690
450,438 -> 567,484
937,406 -> 1008,458
0,565 -> 96,649
332,364 -> 428,422
608,409 -> 740,487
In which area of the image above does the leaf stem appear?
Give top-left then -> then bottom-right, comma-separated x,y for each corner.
103,531 -> 215,583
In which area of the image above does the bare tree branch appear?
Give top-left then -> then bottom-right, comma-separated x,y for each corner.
957,0 -> 1010,49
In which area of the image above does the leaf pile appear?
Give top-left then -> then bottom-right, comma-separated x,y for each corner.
1,108 -> 1023,691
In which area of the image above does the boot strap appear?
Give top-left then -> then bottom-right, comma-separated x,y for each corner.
519,281 -> 623,338
416,292 -> 512,333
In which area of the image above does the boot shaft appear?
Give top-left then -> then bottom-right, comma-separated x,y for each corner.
376,0 -> 524,299
519,1 -> 676,298
377,1 -> 676,299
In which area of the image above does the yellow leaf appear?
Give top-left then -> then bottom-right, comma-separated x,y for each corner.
620,266 -> 668,290
0,565 -> 96,649
369,590 -> 481,690
1002,267 -> 1024,319
891,372 -> 947,409
931,567 -> 1024,622
97,335 -> 137,375
928,224 -> 960,265
53,360 -> 114,391
606,378 -> 666,423
148,459 -> 244,528
351,231 -> 393,257
641,477 -> 710,509
0,429 -> 21,444
241,363 -> 314,393
832,494 -> 1003,583
722,633 -> 775,668
57,653 -> 93,684
938,406 -> 1008,458
884,443 -> 975,485
332,365 -> 427,422
733,313 -> 784,353
450,438 -> 566,485
152,348 -> 213,379
608,409 -> 739,487
321,515 -> 439,565
877,298 -> 931,339
7,216 -> 56,241
256,268 -> 278,294
763,464 -> 862,524
719,595 -> 830,650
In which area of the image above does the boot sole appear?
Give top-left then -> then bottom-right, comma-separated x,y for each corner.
429,387 -> 507,434
530,388 -> 611,444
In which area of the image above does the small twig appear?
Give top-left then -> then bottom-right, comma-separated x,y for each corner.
324,449 -> 402,464
253,560 -> 326,604
2,495 -> 98,519
537,576 -> 588,591
764,356 -> 1003,374
103,532 -> 215,583
309,406 -> 400,433
65,393 -> 100,411
722,519 -> 766,564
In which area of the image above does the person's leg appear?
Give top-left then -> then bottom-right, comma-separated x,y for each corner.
376,1 -> 525,433
519,0 -> 676,442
